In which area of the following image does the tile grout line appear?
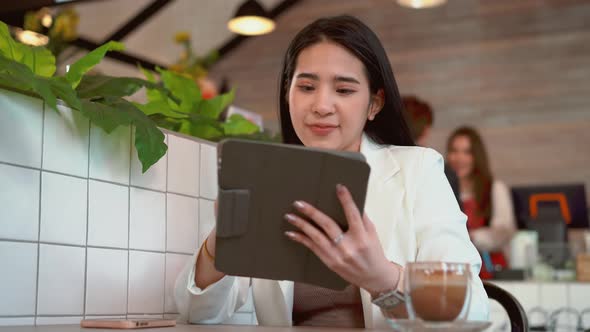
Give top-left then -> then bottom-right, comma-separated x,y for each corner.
0,312 -> 178,318
0,315 -> 36,319
5,315 -> 82,318
34,100 -> 46,325
83,121 -> 91,318
196,143 -> 202,251
0,160 -> 210,201
163,135 -> 170,315
197,140 -> 201,205
0,239 -> 193,256
126,127 -> 133,320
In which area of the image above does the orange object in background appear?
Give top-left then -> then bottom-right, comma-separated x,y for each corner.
529,192 -> 571,224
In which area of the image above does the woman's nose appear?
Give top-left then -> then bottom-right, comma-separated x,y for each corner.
311,88 -> 335,116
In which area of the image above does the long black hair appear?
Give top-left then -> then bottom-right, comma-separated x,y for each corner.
278,15 -> 414,147
447,126 -> 494,220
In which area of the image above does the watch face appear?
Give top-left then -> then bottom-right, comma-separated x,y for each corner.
385,298 -> 397,306
373,291 -> 404,309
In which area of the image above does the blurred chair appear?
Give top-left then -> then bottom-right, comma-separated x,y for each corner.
527,306 -> 587,331
484,281 -> 528,332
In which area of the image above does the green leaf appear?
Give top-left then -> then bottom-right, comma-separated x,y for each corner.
65,41 -> 125,88
200,49 -> 219,68
133,100 -> 186,119
189,122 -> 224,140
0,22 -> 19,59
79,97 -> 167,172
0,21 -> 56,77
188,113 -> 224,130
139,65 -> 156,83
76,75 -> 165,99
156,68 -> 200,114
139,65 -> 169,104
198,88 -> 235,119
80,99 -> 127,133
0,54 -> 56,110
21,46 -> 55,77
223,114 -> 260,136
104,98 -> 167,173
178,120 -> 192,135
178,112 -> 224,139
49,76 -> 81,111
148,114 -> 184,132
0,69 -> 33,92
139,68 -> 185,118
185,114 -> 224,139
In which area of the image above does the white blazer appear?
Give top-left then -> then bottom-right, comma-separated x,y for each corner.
174,134 -> 490,328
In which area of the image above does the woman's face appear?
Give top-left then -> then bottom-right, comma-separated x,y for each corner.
288,41 -> 382,152
447,135 -> 474,180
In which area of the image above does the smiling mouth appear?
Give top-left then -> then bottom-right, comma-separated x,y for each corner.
307,124 -> 338,136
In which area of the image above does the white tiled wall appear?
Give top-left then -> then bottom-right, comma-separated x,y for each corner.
0,242 -> 37,316
85,248 -> 128,315
0,164 -> 40,241
37,244 -> 86,315
42,105 -> 90,178
0,90 -> 255,326
0,89 -> 43,168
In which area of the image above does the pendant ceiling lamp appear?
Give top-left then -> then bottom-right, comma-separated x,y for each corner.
397,0 -> 447,9
228,0 -> 275,36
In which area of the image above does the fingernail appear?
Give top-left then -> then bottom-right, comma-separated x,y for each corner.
336,183 -> 345,194
293,201 -> 305,209
284,214 -> 297,222
285,231 -> 296,239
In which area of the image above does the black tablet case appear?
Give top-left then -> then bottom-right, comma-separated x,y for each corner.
214,139 -> 370,290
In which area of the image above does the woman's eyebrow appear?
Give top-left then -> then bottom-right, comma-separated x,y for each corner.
295,73 -> 319,80
296,73 -> 360,85
334,75 -> 360,84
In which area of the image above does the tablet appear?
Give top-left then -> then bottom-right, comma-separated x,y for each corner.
215,139 -> 370,290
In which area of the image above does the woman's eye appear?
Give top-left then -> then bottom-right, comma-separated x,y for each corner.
297,85 -> 314,92
337,88 -> 355,95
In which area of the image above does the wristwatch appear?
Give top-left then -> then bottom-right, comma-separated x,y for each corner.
371,289 -> 405,310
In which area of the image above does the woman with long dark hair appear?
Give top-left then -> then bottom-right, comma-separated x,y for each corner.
446,126 -> 517,279
176,15 -> 489,328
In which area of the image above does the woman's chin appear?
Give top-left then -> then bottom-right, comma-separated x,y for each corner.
302,138 -> 340,150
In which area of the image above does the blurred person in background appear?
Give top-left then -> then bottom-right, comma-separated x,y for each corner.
446,126 -> 517,279
402,95 -> 460,205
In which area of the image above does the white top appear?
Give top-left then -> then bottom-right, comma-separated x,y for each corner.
174,134 -> 490,328
465,181 -> 518,252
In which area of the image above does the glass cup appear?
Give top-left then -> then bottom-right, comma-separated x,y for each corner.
404,262 -> 472,323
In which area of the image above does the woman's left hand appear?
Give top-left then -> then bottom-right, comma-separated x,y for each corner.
285,184 -> 401,297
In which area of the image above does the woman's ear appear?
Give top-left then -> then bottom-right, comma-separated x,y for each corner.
368,89 -> 385,121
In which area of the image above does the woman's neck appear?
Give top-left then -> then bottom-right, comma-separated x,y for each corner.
459,177 -> 474,195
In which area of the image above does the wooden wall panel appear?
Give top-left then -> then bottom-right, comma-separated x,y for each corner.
209,0 -> 590,204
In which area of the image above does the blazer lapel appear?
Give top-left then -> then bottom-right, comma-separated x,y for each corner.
360,134 -> 405,251
359,135 -> 407,329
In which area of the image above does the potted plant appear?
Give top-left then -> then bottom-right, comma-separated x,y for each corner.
0,20 -> 264,172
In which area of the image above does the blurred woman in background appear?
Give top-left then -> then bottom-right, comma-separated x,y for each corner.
446,126 -> 517,279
